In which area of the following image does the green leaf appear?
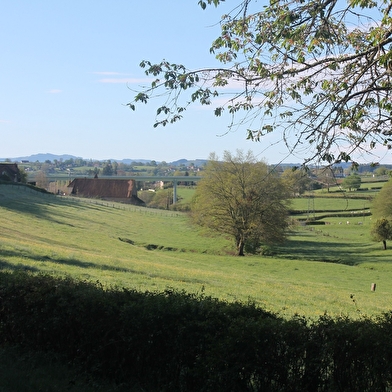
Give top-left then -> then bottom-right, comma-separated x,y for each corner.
214,107 -> 224,116
198,1 -> 206,10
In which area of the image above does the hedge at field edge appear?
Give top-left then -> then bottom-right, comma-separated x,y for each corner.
1,270 -> 392,392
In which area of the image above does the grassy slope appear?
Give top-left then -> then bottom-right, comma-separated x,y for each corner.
0,184 -> 391,319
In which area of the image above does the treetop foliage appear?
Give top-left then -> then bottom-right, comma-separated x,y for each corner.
372,177 -> 392,218
341,172 -> 362,190
371,217 -> 392,249
129,0 -> 392,166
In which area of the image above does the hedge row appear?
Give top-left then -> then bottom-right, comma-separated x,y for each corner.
1,271 -> 392,391
290,208 -> 370,215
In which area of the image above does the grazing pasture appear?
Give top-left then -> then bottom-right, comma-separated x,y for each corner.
290,195 -> 370,212
0,183 -> 391,319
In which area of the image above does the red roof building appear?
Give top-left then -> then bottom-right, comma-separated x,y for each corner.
67,178 -> 145,205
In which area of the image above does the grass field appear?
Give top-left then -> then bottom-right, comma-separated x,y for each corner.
1,183 -> 391,320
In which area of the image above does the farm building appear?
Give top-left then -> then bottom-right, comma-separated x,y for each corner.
0,163 -> 21,182
67,178 -> 145,205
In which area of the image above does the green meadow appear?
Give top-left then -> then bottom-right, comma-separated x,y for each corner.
0,183 -> 391,320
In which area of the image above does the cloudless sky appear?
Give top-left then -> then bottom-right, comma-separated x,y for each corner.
1,1 -> 391,164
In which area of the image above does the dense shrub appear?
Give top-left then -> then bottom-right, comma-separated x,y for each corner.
1,270 -> 392,391
305,220 -> 326,225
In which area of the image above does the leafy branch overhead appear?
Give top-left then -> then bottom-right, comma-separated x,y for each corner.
129,0 -> 392,165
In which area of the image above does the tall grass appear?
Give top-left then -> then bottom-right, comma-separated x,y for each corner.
1,184 -> 391,319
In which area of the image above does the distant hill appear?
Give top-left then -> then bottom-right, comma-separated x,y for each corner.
0,153 -> 208,167
1,153 -> 82,162
170,159 -> 208,167
2,154 -> 390,171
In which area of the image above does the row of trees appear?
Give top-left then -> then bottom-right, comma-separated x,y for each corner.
280,168 -> 362,194
40,158 -> 160,169
23,159 -> 201,179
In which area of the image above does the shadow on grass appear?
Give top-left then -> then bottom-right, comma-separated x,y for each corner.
275,236 -> 374,266
0,248 -> 135,273
0,183 -> 133,225
0,248 -> 206,284
0,260 -> 40,272
0,184 -> 87,220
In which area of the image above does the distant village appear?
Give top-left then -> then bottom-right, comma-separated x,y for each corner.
4,154 -> 392,178
0,158 -> 206,208
1,155 -> 392,209
18,157 -> 204,178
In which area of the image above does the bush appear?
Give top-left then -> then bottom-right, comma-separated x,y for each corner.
1,271 -> 392,391
306,220 -> 326,225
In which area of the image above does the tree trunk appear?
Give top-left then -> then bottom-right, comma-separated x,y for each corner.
383,240 -> 387,250
236,238 -> 245,256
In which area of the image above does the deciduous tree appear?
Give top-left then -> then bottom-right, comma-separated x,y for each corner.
102,161 -> 114,176
191,150 -> 290,256
371,178 -> 392,218
313,167 -> 337,192
129,0 -> 392,166
281,167 -> 311,196
342,173 -> 362,191
18,167 -> 28,183
35,170 -> 48,190
374,166 -> 390,176
371,218 -> 392,250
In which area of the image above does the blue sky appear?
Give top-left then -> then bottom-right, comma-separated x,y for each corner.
0,0 -> 299,164
1,1 -> 391,164
1,1 -> 262,163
